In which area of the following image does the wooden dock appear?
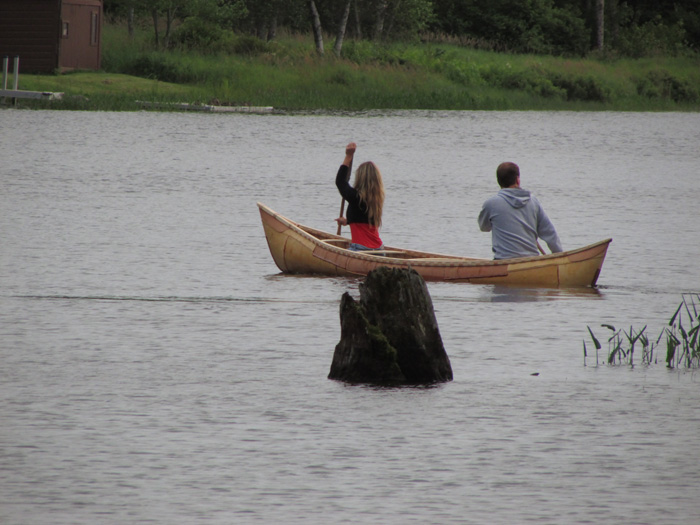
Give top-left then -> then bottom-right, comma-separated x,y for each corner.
2,56 -> 63,104
138,101 -> 274,113
0,89 -> 63,100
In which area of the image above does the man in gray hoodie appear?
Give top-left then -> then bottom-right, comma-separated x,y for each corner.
478,162 -> 563,260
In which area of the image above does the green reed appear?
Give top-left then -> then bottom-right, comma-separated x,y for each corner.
584,294 -> 700,368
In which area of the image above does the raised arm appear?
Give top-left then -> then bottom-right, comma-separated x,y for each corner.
336,142 -> 358,201
336,142 -> 357,229
343,142 -> 356,167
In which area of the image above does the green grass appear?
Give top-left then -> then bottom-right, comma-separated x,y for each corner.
7,22 -> 700,111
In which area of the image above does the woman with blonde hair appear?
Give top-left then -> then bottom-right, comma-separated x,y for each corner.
335,142 -> 385,252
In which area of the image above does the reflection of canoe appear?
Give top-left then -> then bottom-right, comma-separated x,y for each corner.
258,202 -> 611,287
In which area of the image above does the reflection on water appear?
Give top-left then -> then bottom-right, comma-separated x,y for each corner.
264,273 -> 605,304
485,284 -> 604,302
1,110 -> 699,525
14,293 -> 340,305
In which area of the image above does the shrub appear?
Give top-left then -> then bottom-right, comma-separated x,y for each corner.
635,70 -> 699,102
441,61 -> 483,87
481,64 -> 566,99
328,67 -> 353,86
341,40 -> 396,65
549,73 -> 610,102
124,53 -> 185,82
615,18 -> 688,58
232,35 -> 270,56
121,53 -> 207,84
170,18 -> 228,51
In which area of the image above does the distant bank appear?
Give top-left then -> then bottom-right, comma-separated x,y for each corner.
10,25 -> 700,112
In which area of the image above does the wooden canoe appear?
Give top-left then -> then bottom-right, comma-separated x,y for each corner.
258,202 -> 611,287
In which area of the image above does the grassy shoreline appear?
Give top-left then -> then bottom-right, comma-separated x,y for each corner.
9,24 -> 700,112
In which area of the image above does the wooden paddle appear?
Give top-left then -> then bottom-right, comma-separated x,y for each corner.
336,156 -> 353,235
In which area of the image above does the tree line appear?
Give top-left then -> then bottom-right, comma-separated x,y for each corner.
104,0 -> 699,57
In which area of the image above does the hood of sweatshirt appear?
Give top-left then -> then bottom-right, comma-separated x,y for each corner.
498,188 -> 531,209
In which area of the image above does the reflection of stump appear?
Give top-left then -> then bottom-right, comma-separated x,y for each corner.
329,267 -> 453,385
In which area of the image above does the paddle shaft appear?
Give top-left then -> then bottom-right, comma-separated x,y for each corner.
336,201 -> 345,235
336,157 -> 353,235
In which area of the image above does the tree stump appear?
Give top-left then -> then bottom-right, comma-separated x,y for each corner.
329,267 -> 453,385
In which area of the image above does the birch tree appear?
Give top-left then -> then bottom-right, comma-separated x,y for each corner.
246,0 -> 283,41
373,0 -> 388,40
333,0 -> 353,56
353,0 -> 362,39
139,0 -> 186,48
595,0 -> 604,50
367,0 -> 432,42
309,0 -> 324,55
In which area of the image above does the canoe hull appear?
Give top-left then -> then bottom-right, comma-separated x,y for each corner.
258,203 -> 610,287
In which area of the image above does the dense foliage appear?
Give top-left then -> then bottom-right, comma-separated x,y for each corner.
20,21 -> 700,112
104,0 -> 698,57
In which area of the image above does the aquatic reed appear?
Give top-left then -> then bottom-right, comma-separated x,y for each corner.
584,294 -> 700,368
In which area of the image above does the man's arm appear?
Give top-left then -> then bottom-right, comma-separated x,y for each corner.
478,202 -> 492,232
536,203 -> 562,253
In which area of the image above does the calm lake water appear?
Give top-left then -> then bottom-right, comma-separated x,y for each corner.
1,109 -> 699,524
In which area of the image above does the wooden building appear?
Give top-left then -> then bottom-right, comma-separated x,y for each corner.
0,0 -> 102,73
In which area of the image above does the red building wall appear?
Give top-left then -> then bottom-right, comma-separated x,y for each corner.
59,0 -> 102,71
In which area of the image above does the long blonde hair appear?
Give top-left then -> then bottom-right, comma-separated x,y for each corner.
354,161 -> 385,228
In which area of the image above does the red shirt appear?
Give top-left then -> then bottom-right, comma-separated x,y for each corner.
336,164 -> 383,248
349,223 -> 383,249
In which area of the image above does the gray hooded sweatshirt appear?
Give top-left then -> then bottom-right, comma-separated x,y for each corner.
478,188 -> 562,260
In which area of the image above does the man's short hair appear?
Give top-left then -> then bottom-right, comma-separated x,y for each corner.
497,162 -> 520,188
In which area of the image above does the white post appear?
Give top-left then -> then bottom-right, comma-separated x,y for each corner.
13,56 -> 20,90
1,57 -> 7,105
2,57 -> 7,90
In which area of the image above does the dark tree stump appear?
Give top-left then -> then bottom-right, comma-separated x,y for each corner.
329,267 -> 453,385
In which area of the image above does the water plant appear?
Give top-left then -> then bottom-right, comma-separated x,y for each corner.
584,294 -> 700,368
